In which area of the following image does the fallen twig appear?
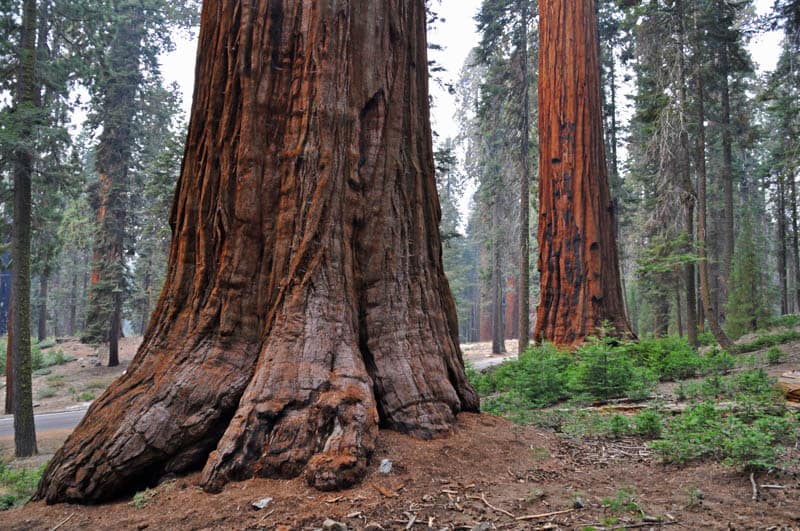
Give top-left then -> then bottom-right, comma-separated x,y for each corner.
515,508 -> 575,521
620,522 -> 679,529
750,472 -> 759,501
50,513 -> 75,531
466,493 -> 516,519
760,484 -> 787,489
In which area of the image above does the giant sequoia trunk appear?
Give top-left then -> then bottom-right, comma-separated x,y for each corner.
534,0 -> 633,346
35,0 -> 478,504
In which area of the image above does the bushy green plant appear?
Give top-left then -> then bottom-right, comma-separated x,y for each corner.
721,415 -> 798,471
650,402 -> 724,464
571,340 -> 634,400
0,462 -> 47,510
36,387 -> 57,400
77,391 -> 96,402
697,331 -> 716,346
651,401 -> 798,470
705,349 -> 735,374
734,369 -> 776,397
623,336 -> 705,380
633,410 -> 663,438
608,414 -> 630,438
732,330 -> 800,354
766,346 -> 785,365
625,367 -> 659,400
30,347 -> 74,372
470,343 -> 572,408
36,338 -> 56,349
768,314 -> 800,329
602,487 -> 640,514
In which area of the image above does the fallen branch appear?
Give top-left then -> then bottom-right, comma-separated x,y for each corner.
50,513 -> 75,531
750,472 -> 759,501
619,522 -> 679,529
760,484 -> 787,490
466,493 -> 516,519
515,508 -> 575,521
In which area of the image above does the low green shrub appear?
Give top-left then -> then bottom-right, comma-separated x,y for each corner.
768,314 -> 800,329
608,414 -> 630,438
36,338 -> 56,349
469,343 -> 573,408
76,391 -> 96,402
697,331 -> 716,346
766,346 -> 785,365
632,409 -> 663,438
623,336 -> 705,380
36,387 -> 57,400
0,462 -> 47,510
732,330 -> 800,354
650,402 -> 725,464
651,401 -> 798,471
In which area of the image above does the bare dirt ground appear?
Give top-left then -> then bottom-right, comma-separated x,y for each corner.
0,337 -> 141,414
2,413 -> 798,530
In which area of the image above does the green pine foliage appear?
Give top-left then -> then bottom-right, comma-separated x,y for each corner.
725,215 -> 772,338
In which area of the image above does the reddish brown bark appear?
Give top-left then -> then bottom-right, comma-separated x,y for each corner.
534,0 -> 633,346
35,0 -> 478,504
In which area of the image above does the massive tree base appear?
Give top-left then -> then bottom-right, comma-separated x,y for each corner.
33,0 -> 478,504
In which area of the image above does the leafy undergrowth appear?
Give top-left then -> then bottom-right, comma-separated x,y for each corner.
469,328 -> 800,473
0,338 -> 76,375
0,462 -> 46,510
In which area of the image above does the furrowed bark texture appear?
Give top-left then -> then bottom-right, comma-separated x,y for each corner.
35,0 -> 478,504
534,0 -> 633,346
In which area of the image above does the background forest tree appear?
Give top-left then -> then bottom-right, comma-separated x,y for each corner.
443,0 -> 797,345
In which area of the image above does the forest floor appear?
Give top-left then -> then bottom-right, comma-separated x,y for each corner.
1,411 -> 798,530
0,336 -> 798,529
0,336 -> 141,416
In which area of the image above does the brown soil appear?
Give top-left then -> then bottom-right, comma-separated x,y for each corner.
1,413 -> 798,530
0,337 -> 141,414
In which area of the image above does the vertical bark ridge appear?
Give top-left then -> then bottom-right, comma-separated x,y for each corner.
35,0 -> 476,504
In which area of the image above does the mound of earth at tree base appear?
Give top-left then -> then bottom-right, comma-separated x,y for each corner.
4,413 -> 799,530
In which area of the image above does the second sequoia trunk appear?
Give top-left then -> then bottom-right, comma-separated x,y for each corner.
534,0 -> 633,346
35,0 -> 478,504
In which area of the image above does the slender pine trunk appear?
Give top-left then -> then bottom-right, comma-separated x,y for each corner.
791,174 -> 800,311
676,0 -> 697,346
719,46 -> 734,319
37,273 -> 48,342
11,0 -> 38,457
694,40 -> 733,349
68,271 -> 77,336
517,0 -> 530,353
778,174 -> 789,315
492,198 -> 506,354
